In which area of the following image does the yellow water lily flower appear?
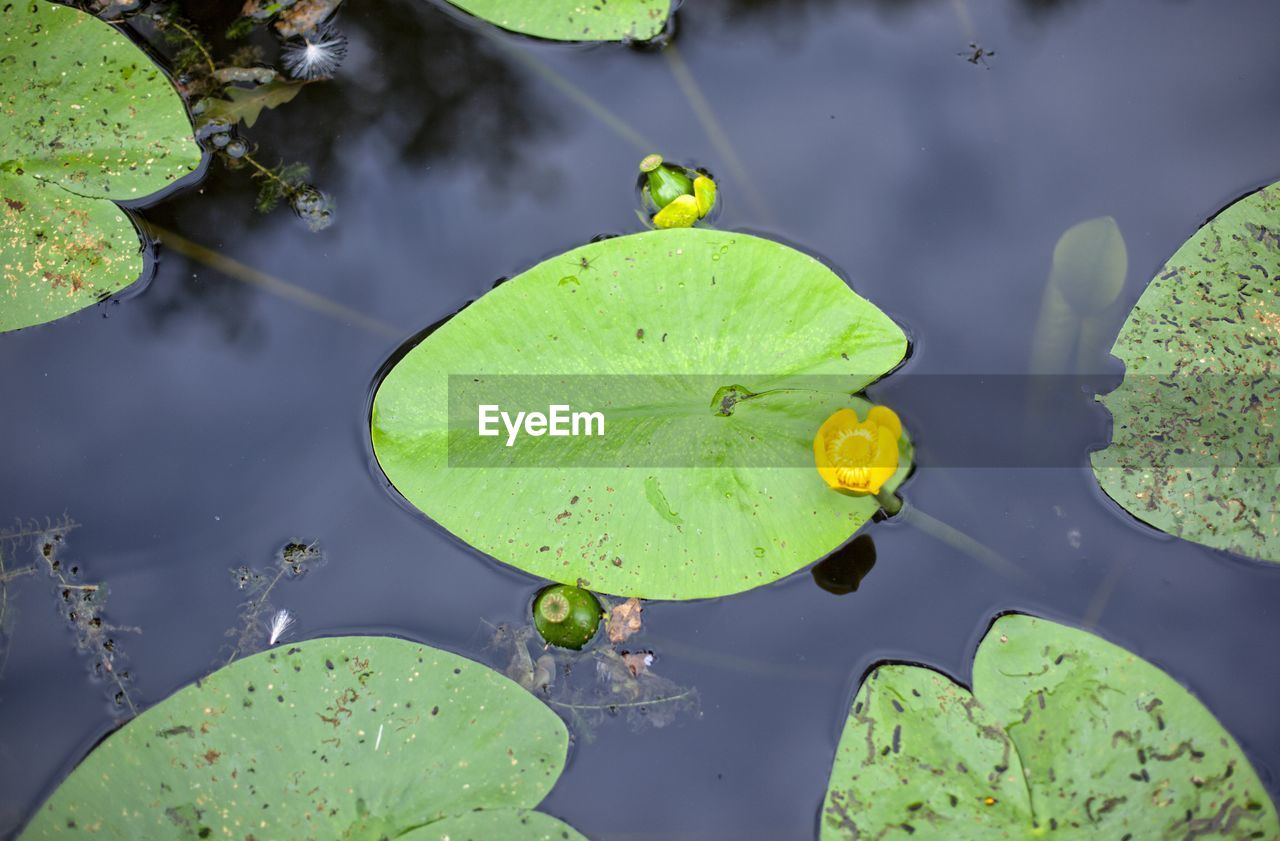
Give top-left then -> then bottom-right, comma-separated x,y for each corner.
814,406 -> 902,495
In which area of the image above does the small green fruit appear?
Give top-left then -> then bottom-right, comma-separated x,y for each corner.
647,165 -> 694,210
653,194 -> 700,229
532,584 -> 602,650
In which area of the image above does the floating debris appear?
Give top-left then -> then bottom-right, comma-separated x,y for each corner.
267,608 -> 295,645
280,24 -> 349,80
606,597 -> 643,644
224,540 -> 324,663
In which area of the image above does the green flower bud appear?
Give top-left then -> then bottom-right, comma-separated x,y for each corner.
532,584 -> 602,650
647,165 -> 695,210
653,194 -> 700,229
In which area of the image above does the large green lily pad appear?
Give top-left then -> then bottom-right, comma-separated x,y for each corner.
0,0 -> 200,333
20,636 -> 586,840
1091,181 -> 1280,561
372,228 -> 909,600
443,0 -> 671,41
822,614 -> 1278,839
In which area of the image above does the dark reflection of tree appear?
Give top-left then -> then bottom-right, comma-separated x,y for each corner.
132,0 -> 554,345
180,0 -> 555,190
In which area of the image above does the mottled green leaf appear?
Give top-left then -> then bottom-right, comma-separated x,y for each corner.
1091,181 -> 1280,561
20,636 -> 585,840
822,614 -> 1278,840
371,228 -> 909,600
0,172 -> 140,329
444,0 -> 671,42
0,0 -> 201,332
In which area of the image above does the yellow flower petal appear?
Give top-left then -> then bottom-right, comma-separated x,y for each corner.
653,194 -> 700,229
866,405 -> 902,439
813,405 -> 902,495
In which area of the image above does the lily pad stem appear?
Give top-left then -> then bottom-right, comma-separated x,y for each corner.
873,489 -> 903,517
900,507 -> 1030,583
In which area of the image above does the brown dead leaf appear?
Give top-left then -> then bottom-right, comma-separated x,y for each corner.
607,597 -> 643,644
274,0 -> 342,38
241,0 -> 295,20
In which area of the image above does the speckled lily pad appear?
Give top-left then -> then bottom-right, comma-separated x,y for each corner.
19,636 -> 587,840
1091,181 -> 1280,561
822,614 -> 1278,840
0,1 -> 201,333
371,228 -> 910,600
443,0 -> 671,42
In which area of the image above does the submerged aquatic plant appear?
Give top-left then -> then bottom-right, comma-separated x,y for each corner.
223,540 -> 322,663
0,518 -> 139,714
143,2 -> 337,230
280,23 -> 348,80
490,614 -> 698,743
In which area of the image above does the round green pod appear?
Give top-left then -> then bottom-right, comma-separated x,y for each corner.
532,585 -> 603,650
647,165 -> 695,210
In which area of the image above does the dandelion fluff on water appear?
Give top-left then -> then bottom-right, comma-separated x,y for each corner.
281,25 -> 348,80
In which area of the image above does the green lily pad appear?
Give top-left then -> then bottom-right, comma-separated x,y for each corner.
20,636 -> 585,840
0,0 -> 200,333
443,0 -> 671,42
371,228 -> 909,600
1091,181 -> 1280,561
822,614 -> 1278,839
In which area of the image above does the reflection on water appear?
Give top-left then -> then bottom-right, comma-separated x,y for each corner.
812,535 -> 877,595
2,0 -> 1280,838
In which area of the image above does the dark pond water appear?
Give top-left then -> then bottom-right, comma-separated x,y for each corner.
3,0 -> 1280,837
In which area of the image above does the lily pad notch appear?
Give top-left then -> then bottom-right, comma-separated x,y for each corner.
822,613 -> 1278,840
20,636 -> 588,840
371,228 -> 911,600
0,1 -> 202,333
440,0 -> 673,42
